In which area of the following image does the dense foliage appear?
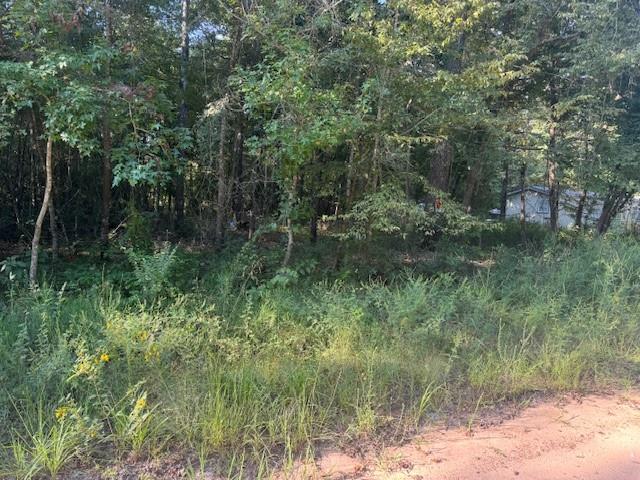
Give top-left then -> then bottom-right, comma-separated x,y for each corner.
2,0 -> 640,477
1,0 -> 640,271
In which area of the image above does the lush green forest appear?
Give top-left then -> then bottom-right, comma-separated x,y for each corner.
2,0 -> 640,478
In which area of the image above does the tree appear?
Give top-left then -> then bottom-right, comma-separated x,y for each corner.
100,0 -> 114,245
1,0 -> 640,260
174,0 -> 190,232
1,50 -> 101,284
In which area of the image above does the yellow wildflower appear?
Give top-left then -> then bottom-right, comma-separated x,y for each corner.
134,396 -> 147,413
143,344 -> 159,362
75,359 -> 93,376
55,406 -> 70,421
100,353 -> 110,363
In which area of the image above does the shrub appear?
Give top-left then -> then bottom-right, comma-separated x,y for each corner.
126,243 -> 178,299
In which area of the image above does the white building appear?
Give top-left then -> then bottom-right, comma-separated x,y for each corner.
497,185 -> 640,230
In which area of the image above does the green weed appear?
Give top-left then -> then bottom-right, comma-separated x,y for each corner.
2,236 -> 640,476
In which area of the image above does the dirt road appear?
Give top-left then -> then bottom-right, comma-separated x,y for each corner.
308,390 -> 640,480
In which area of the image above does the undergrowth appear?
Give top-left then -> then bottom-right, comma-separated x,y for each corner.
1,236 -> 640,478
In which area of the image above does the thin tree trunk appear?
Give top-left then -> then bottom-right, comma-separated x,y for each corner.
575,189 -> 587,229
334,145 -> 356,272
232,126 -> 244,221
547,148 -> 560,232
100,114 -> 112,244
215,19 -> 244,245
29,110 -> 58,257
370,102 -> 383,192
500,158 -> 509,220
309,214 -> 318,243
548,155 -> 559,231
345,142 -> 355,211
575,131 -> 590,230
283,216 -> 294,267
31,150 -> 36,211
100,0 -> 113,245
309,197 -> 319,243
261,163 -> 270,218
248,186 -> 256,241
30,136 -> 54,287
48,182 -> 58,258
547,81 -> 560,232
519,162 -> 526,242
431,24 -> 464,203
175,0 -> 190,231
215,108 -> 228,245
282,176 -> 298,267
462,157 -> 482,213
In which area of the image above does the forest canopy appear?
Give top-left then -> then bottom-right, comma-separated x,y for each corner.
2,0 -> 640,281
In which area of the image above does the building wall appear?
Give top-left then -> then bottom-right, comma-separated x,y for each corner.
616,197 -> 640,231
504,190 -> 601,229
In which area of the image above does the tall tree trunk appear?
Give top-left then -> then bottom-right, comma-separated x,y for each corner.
100,0 -> 113,245
597,190 -> 631,235
462,155 -> 482,213
345,142 -> 355,211
48,181 -> 58,258
597,195 -> 615,235
429,139 -> 453,194
30,136 -> 54,287
547,81 -> 560,232
175,0 -> 190,231
434,24 -> 464,203
215,20 -> 244,246
215,107 -> 228,246
309,197 -> 326,244
283,216 -> 294,267
575,189 -> 587,229
309,200 -> 318,244
462,130 -> 484,204
335,144 -> 356,273
575,131 -> 590,230
499,158 -> 509,220
547,124 -> 560,232
248,180 -> 256,240
29,110 -> 58,257
232,126 -> 244,221
100,115 -> 112,244
282,176 -> 298,268
370,102 -> 383,192
519,162 -> 526,242
548,153 -> 560,231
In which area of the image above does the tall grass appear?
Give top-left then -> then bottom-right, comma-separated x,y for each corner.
1,236 -> 640,477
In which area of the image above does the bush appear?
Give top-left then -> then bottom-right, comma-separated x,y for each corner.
124,204 -> 153,253
126,243 -> 178,299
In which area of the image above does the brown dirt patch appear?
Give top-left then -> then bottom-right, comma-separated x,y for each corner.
305,390 -> 640,480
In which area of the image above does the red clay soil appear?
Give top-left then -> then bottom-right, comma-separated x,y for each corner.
283,390 -> 640,480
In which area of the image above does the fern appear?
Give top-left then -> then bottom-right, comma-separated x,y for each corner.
126,244 -> 178,299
